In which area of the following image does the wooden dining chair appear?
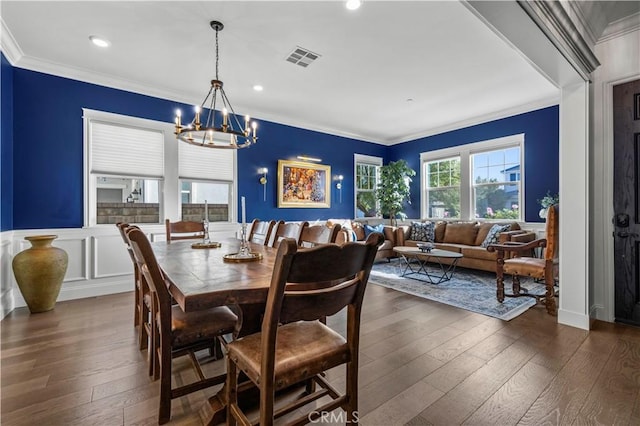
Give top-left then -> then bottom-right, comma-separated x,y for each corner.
267,221 -> 309,248
487,204 -> 559,315
248,219 -> 276,245
225,233 -> 384,425
126,227 -> 239,424
116,223 -> 152,353
165,219 -> 205,242
299,223 -> 341,247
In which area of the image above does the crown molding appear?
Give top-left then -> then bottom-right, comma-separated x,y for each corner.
563,0 -> 598,47
0,17 -> 23,65
387,95 -> 560,146
517,0 -> 600,80
598,12 -> 640,44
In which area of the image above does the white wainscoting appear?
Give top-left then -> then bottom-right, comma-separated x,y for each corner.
0,223 -> 239,319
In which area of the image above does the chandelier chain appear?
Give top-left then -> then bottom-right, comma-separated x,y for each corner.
215,25 -> 219,80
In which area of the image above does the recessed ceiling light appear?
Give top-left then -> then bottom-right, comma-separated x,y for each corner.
89,36 -> 110,48
253,85 -> 264,92
346,0 -> 362,11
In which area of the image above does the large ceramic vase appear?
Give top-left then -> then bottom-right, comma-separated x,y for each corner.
12,235 -> 68,313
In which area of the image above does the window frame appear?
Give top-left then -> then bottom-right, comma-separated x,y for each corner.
83,109 -> 238,227
354,154 -> 383,218
420,134 -> 525,221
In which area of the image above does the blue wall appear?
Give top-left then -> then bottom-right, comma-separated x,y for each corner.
388,106 -> 559,222
9,68 -> 386,229
5,63 -> 558,230
1,54 -> 14,231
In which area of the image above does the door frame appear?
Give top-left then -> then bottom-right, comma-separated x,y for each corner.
603,74 -> 640,322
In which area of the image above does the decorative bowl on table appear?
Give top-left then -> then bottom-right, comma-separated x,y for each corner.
416,242 -> 435,253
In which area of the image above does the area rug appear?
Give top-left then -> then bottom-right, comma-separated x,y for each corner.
369,259 -> 548,321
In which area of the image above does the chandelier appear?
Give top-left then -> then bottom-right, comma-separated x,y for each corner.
173,20 -> 258,149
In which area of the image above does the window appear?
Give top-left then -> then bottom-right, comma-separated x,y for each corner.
354,154 -> 382,218
421,134 -> 524,220
472,147 -> 521,219
88,118 -> 164,225
83,109 -> 237,226
178,138 -> 234,222
425,157 -> 460,218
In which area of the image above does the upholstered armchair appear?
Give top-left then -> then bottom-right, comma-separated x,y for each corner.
487,204 -> 559,315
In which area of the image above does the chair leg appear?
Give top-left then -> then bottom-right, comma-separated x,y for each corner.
346,360 -> 358,424
496,276 -> 505,303
158,335 -> 172,424
512,275 -> 521,295
259,374 -> 275,426
134,281 -> 140,327
226,357 -> 238,426
544,267 -> 557,315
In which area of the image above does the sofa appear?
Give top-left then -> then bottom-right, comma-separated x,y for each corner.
396,221 -> 535,273
330,219 -> 398,262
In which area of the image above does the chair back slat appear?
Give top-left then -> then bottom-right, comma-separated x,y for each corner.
165,219 -> 205,242
268,221 -> 309,248
299,223 -> 341,247
249,220 -> 276,245
280,278 -> 359,323
261,233 -> 383,342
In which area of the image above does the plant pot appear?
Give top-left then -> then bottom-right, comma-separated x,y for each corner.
539,207 -> 548,219
12,235 -> 68,313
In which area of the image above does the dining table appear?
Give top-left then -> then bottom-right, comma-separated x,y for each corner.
152,237 -> 280,425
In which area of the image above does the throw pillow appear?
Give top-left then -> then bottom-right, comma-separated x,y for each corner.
481,224 -> 511,248
410,221 -> 435,242
364,224 -> 385,238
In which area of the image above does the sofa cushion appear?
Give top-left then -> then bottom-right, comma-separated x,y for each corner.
474,223 -> 497,246
364,224 -> 385,238
474,222 -> 515,246
442,222 -> 478,245
480,224 -> 511,248
434,221 -> 447,242
433,243 -> 464,253
461,246 -> 498,261
410,221 -> 435,242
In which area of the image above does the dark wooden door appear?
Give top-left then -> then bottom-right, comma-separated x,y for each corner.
613,79 -> 640,326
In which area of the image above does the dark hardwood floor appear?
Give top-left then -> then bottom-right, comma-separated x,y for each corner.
2,283 -> 640,425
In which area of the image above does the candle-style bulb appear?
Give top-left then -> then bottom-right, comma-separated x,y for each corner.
251,122 -> 257,140
194,105 -> 201,127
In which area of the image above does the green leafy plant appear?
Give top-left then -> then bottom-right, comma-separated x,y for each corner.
376,160 -> 416,225
538,191 -> 559,208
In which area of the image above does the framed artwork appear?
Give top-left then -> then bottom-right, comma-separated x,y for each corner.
277,160 -> 331,208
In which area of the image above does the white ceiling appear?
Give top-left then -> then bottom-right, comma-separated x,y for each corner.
1,1 -> 630,145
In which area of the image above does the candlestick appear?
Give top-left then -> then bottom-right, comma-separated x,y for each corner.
204,199 -> 208,221
241,196 -> 246,226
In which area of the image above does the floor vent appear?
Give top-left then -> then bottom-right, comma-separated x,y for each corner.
285,46 -> 321,68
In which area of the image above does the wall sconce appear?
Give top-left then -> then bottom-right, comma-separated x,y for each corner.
334,175 -> 344,203
258,167 -> 268,201
296,155 -> 322,163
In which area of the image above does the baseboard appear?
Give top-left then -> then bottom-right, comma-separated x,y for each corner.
558,308 -> 591,330
11,279 -> 133,309
0,289 -> 15,320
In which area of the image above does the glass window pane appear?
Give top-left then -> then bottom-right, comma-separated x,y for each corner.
96,176 -> 160,224
356,191 -> 377,218
475,183 -> 519,219
180,180 -> 230,222
428,187 -> 460,218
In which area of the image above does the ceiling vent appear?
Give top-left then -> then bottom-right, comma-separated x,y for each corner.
285,46 -> 321,68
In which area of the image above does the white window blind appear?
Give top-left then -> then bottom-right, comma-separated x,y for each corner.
179,142 -> 234,181
90,121 -> 164,177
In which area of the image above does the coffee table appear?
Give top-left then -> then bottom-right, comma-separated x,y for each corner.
393,246 -> 463,284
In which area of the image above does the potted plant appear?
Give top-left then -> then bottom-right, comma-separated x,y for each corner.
376,159 -> 416,226
538,191 -> 559,219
